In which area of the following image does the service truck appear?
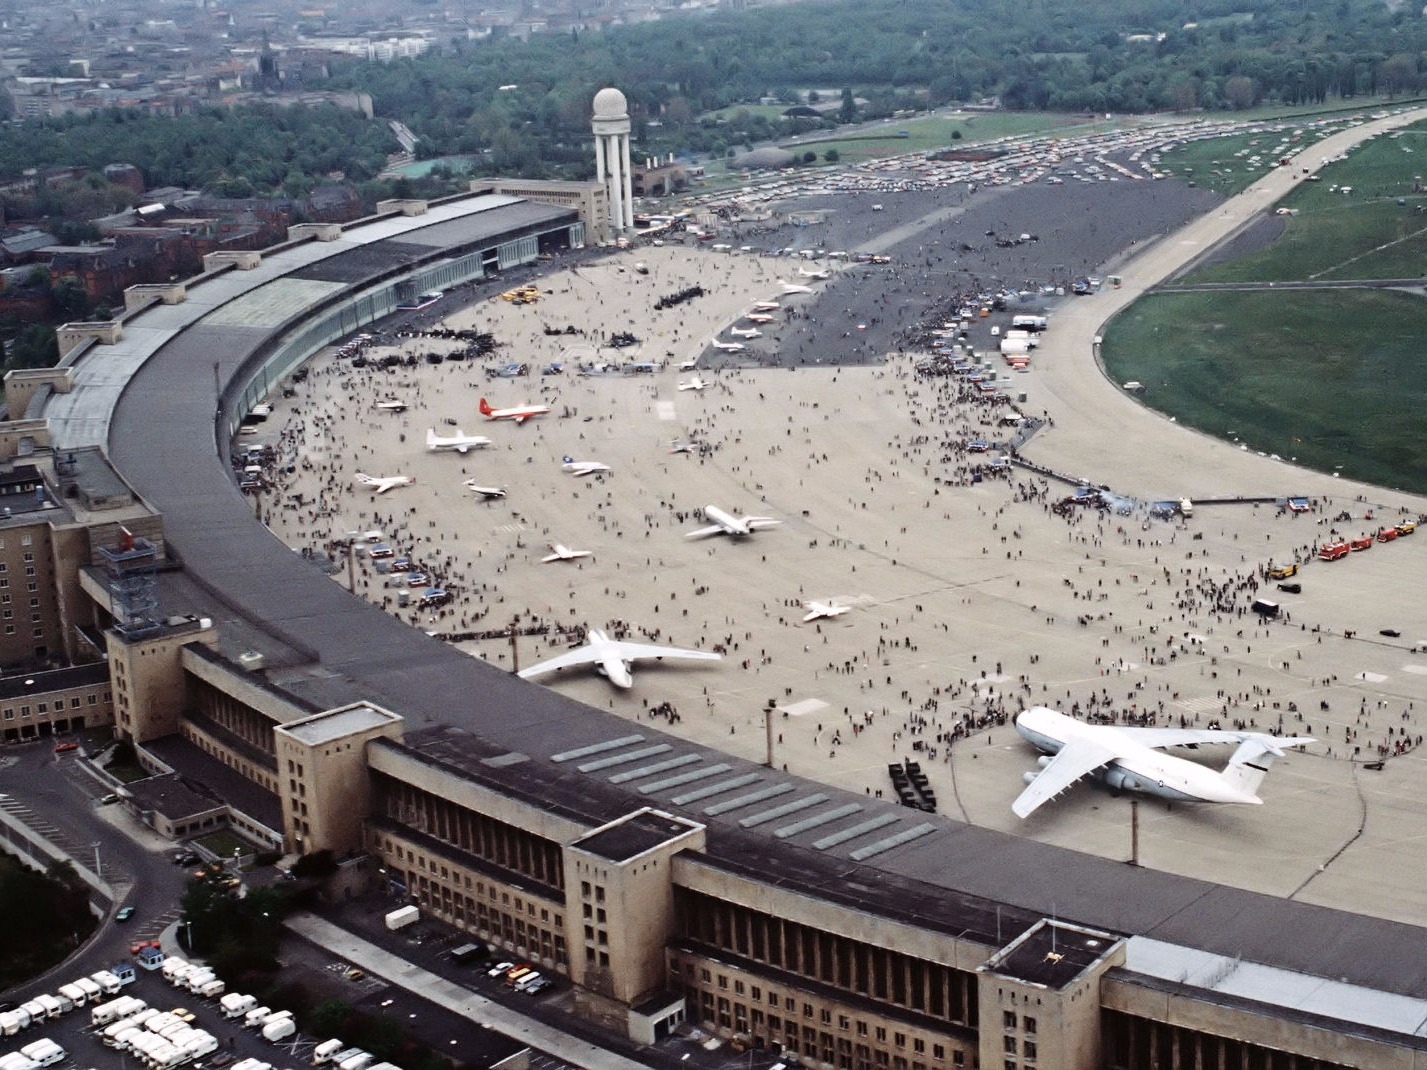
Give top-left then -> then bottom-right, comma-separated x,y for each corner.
384,905 -> 419,931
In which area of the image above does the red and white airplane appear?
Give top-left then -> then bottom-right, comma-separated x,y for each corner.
479,397 -> 549,424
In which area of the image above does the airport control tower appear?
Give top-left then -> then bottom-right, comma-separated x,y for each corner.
592,87 -> 634,240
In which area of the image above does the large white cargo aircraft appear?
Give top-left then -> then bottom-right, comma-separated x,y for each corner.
685,504 -> 781,539
1012,706 -> 1313,818
518,628 -> 721,690
426,428 -> 492,453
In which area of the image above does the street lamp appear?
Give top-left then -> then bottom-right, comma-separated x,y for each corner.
91,841 -> 102,879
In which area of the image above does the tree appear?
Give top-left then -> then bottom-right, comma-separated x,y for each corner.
801,150 -> 817,164
824,148 -> 840,163
839,87 -> 856,124
1224,76 -> 1257,111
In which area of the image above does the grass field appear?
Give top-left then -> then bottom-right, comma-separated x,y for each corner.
1101,288 -> 1427,493
1184,122 -> 1427,282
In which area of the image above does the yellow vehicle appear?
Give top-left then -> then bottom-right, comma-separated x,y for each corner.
1396,521 -> 1417,536
1266,563 -> 1298,581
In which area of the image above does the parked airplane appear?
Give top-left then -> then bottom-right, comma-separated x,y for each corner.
729,327 -> 763,339
802,600 -> 850,622
562,456 -> 611,477
1012,706 -> 1314,818
353,472 -> 415,495
711,340 -> 746,352
375,400 -> 408,413
542,543 -> 592,563
669,440 -> 699,455
752,301 -> 781,312
685,504 -> 781,539
518,627 -> 721,690
479,398 -> 550,424
745,314 -> 776,324
778,280 -> 814,295
464,481 -> 507,500
678,375 -> 709,392
426,427 -> 492,453
797,266 -> 832,280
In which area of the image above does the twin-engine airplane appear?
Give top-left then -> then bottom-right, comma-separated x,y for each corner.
542,543 -> 592,563
464,481 -> 506,500
797,266 -> 832,280
778,280 -> 814,295
1012,706 -> 1314,818
678,375 -> 709,392
426,427 -> 492,453
562,456 -> 611,477
479,397 -> 549,424
711,340 -> 746,352
802,600 -> 850,622
685,504 -> 781,539
353,472 -> 415,495
729,327 -> 762,339
517,627 -> 722,690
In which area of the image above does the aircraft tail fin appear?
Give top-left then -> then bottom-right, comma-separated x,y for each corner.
479,398 -> 492,416
1220,735 -> 1306,799
426,428 -> 437,447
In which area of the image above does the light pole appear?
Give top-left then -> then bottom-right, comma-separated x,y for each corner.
91,841 -> 101,879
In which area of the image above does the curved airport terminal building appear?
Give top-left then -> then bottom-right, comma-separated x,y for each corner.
2,181 -> 1424,1070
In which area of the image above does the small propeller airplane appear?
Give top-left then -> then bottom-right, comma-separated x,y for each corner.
465,481 -> 507,500
479,397 -> 550,424
678,374 -> 709,392
802,600 -> 850,622
729,327 -> 762,339
711,340 -> 746,352
1012,706 -> 1314,818
562,456 -> 611,477
542,543 -> 593,563
353,472 -> 415,495
518,627 -> 721,690
685,504 -> 781,539
797,265 -> 832,280
426,427 -> 492,453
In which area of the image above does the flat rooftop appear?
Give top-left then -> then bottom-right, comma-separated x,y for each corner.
983,920 -> 1121,990
279,702 -> 400,746
573,810 -> 702,864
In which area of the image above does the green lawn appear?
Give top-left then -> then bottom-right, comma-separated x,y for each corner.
1102,289 -> 1427,492
1184,122 -> 1427,282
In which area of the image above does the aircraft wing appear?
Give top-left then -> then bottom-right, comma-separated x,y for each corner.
685,524 -> 727,539
744,517 -> 781,530
1012,737 -> 1121,818
1115,727 -> 1260,750
518,646 -> 604,679
606,640 -> 722,664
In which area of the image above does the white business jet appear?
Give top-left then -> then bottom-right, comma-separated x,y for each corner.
375,400 -> 408,413
353,472 -> 415,495
464,481 -> 506,500
479,397 -> 550,424
802,600 -> 850,622
562,455 -> 611,477
729,327 -> 763,339
518,627 -> 721,690
426,427 -> 492,453
711,339 -> 746,352
678,374 -> 709,392
685,504 -> 781,539
1012,706 -> 1314,818
778,280 -> 814,295
542,543 -> 592,563
797,265 -> 832,280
